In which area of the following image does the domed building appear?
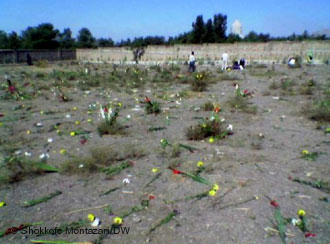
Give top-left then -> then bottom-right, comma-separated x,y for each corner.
231,20 -> 243,38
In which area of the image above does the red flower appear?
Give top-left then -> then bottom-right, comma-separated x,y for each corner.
305,233 -> 316,238
172,169 -> 182,175
214,107 -> 221,113
9,85 -> 16,94
270,200 -> 279,208
243,89 -> 249,94
149,195 -> 155,200
104,107 -> 109,113
80,138 -> 87,145
145,96 -> 151,103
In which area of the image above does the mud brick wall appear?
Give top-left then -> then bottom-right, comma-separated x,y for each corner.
77,41 -> 330,64
0,49 -> 76,64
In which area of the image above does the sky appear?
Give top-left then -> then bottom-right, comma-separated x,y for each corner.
0,0 -> 329,42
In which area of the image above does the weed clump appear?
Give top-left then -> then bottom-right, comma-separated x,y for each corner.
186,119 -> 229,140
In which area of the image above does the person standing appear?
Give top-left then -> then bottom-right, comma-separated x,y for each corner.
188,51 -> 196,72
221,52 -> 228,70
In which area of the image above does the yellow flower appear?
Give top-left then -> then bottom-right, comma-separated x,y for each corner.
212,184 -> 219,191
0,201 -> 6,207
302,150 -> 309,155
87,214 -> 95,222
40,110 -> 44,115
202,123 -> 207,128
118,102 -> 122,107
87,118 -> 92,123
26,130 -> 31,135
209,137 -> 214,143
208,189 -> 217,196
255,195 -> 259,200
60,149 -> 67,155
152,168 -> 159,173
56,129 -> 61,134
297,209 -> 306,217
197,161 -> 204,167
113,217 -> 123,225
70,131 -> 76,136
73,106 -> 78,111
75,120 -> 80,125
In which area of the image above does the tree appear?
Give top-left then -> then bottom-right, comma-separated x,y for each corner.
213,14 -> 227,42
97,38 -> 114,47
192,15 -> 205,43
21,23 -> 60,49
58,28 -> 75,49
258,33 -> 270,42
227,33 -> 241,43
0,31 -> 9,49
203,19 -> 215,43
77,28 -> 95,48
8,32 -> 21,49
244,31 -> 259,42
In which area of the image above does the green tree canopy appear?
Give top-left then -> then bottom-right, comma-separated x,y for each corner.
21,23 -> 60,49
77,28 -> 96,48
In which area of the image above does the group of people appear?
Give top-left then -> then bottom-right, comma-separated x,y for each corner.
188,51 -> 246,72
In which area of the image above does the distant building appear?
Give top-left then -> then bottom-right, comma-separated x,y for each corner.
231,20 -> 243,38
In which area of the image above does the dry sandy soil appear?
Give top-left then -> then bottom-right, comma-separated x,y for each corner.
0,62 -> 329,244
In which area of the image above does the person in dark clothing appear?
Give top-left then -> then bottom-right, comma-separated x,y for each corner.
239,58 -> 246,69
27,53 -> 33,66
188,51 -> 196,72
233,61 -> 241,70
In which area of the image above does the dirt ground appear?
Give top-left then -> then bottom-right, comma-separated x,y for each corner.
0,62 -> 329,244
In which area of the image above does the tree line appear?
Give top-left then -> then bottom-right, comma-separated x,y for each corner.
0,13 -> 328,49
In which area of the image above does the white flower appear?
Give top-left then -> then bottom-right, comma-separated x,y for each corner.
291,218 -> 301,226
47,138 -> 53,143
175,101 -> 181,105
220,118 -> 225,122
123,178 -> 130,184
78,164 -> 84,168
227,124 -> 233,131
65,114 -> 71,118
14,150 -> 22,155
24,152 -> 32,157
100,105 -> 105,119
39,153 -> 50,160
210,116 -> 215,121
91,218 -> 100,227
235,84 -> 239,90
36,122 -> 43,127
126,114 -> 131,119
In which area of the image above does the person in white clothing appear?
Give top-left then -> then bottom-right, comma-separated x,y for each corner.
221,52 -> 228,70
188,51 -> 196,72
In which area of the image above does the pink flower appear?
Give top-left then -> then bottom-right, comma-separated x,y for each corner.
270,200 -> 279,208
305,233 -> 316,238
172,169 -> 182,175
9,85 -> 16,94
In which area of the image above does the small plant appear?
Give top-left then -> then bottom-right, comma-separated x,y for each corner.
97,104 -> 124,136
191,71 -> 209,91
144,96 -> 161,114
226,95 -> 257,114
203,101 -> 214,111
0,156 -> 59,184
304,99 -> 330,122
35,59 -> 48,68
186,117 -> 230,141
